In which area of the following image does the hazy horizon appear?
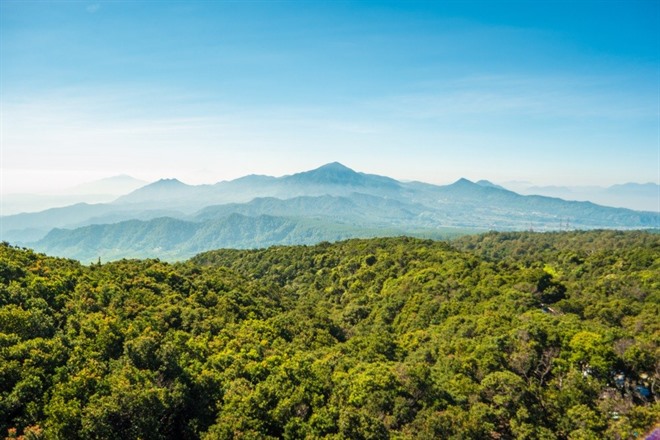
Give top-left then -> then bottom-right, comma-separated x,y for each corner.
2,1 -> 659,195
2,162 -> 659,197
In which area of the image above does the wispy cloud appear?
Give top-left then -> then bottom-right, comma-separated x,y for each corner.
0,87 -> 392,188
365,73 -> 657,121
2,68 -> 657,193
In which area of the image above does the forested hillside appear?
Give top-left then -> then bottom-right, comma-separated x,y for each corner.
1,231 -> 658,439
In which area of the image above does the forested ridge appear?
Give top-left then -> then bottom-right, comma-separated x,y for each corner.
1,231 -> 658,439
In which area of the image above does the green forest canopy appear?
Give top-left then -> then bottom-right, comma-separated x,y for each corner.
1,230 -> 658,439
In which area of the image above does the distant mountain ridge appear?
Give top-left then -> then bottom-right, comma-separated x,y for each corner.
507,181 -> 659,212
284,162 -> 400,188
2,162 -> 658,262
112,162 -> 405,211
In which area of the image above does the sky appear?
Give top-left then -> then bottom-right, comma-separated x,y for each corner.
1,0 -> 659,194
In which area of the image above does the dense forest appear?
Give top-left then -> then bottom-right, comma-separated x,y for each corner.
1,231 -> 658,439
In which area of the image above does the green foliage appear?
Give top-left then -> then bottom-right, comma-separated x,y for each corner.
0,232 -> 658,439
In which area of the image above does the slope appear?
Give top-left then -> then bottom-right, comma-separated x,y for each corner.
33,213 -> 465,263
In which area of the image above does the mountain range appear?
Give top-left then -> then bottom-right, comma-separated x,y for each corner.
1,162 -> 658,262
504,181 -> 659,212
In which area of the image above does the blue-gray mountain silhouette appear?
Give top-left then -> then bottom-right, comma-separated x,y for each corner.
1,163 -> 657,262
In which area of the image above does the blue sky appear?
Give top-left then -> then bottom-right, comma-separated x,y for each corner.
1,0 -> 658,193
